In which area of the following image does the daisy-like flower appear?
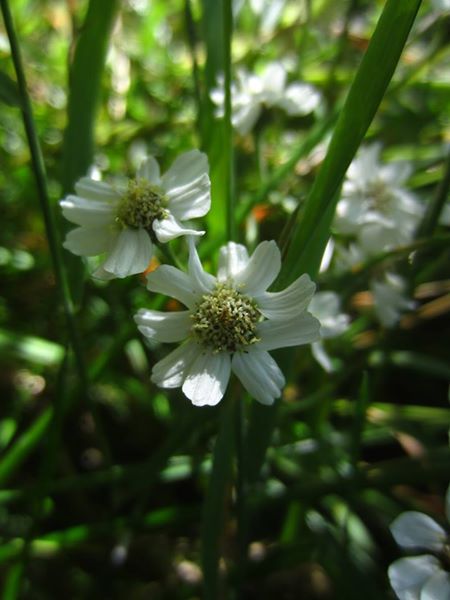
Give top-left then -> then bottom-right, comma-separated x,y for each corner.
210,61 -> 321,135
333,143 -> 424,259
135,239 -> 321,406
60,150 -> 211,279
388,484 -> 450,600
309,291 -> 350,372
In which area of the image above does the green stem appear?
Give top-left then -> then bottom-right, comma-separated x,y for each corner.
201,397 -> 236,600
223,0 -> 235,242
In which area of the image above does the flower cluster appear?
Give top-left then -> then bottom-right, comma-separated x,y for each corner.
333,143 -> 424,262
211,61 -> 321,135
60,149 -> 321,406
388,484 -> 450,600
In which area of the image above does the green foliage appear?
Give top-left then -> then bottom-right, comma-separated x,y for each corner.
0,0 -> 449,598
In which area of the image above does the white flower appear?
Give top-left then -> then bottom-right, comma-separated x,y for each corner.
60,150 -> 211,279
211,61 -> 321,135
333,143 -> 424,259
308,291 -> 350,372
371,272 -> 415,328
135,238 -> 320,407
388,484 -> 450,600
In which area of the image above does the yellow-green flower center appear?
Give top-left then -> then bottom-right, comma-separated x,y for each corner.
191,283 -> 261,353
366,179 -> 392,211
117,178 -> 168,230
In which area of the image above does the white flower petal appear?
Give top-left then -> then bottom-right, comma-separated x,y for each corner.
137,156 -> 161,185
102,228 -> 153,278
60,195 -> 116,227
445,483 -> 450,523
63,226 -> 113,257
217,242 -> 249,282
232,349 -> 285,405
277,83 -> 321,115
233,240 -> 281,295
152,341 -> 201,389
334,197 -> 369,234
420,570 -> 450,600
258,312 -> 321,351
260,62 -> 286,103
182,351 -> 231,406
255,273 -> 316,319
388,556 -> 441,600
74,178 -> 120,202
311,341 -> 335,373
166,172 -> 211,221
153,213 -> 204,243
161,150 -> 209,194
391,512 -> 447,553
146,264 -> 199,308
233,102 -> 261,135
187,237 -> 216,294
134,309 -> 191,343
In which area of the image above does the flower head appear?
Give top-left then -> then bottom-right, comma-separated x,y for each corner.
60,150 -> 211,279
211,61 -> 321,135
135,239 -> 320,406
388,484 -> 450,600
333,143 -> 424,259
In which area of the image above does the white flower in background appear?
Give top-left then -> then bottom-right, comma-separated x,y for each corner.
211,61 -> 321,135
60,150 -> 210,279
371,272 -> 415,327
309,291 -> 350,372
333,143 -> 424,259
135,238 -> 320,406
388,484 -> 450,600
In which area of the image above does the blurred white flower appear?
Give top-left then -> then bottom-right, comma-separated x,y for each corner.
211,62 -> 321,135
388,484 -> 450,600
370,272 -> 415,327
135,239 -> 320,406
309,291 -> 350,372
60,150 -> 210,279
333,143 -> 424,259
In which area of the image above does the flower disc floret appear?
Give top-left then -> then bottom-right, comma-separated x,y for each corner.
117,178 -> 168,231
191,283 -> 260,353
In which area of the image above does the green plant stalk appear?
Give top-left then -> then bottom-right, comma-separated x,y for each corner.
223,0 -> 235,242
0,408 -> 53,487
201,397 -> 236,600
61,0 -> 120,192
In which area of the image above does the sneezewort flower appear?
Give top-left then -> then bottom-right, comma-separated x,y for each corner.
135,239 -> 321,406
388,484 -> 450,600
60,150 -> 211,279
210,61 -> 321,135
333,143 -> 424,259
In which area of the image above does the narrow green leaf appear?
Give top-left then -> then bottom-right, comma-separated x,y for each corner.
201,399 -> 235,600
0,70 -> 21,107
200,0 -> 228,242
61,0 -> 119,192
0,408 -> 53,487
